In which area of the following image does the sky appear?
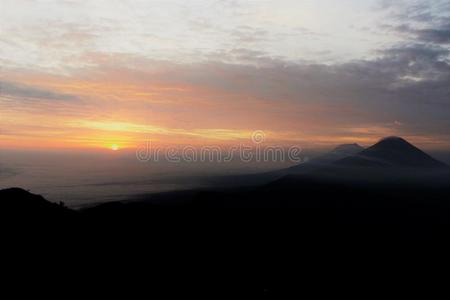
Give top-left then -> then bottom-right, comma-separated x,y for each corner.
1,0 -> 450,151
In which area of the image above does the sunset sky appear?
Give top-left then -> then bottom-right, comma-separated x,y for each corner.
1,0 -> 450,150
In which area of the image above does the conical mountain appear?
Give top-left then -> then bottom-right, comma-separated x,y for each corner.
335,137 -> 446,168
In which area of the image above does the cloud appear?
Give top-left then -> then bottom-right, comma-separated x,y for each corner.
1,1 -> 449,149
0,81 -> 79,101
412,23 -> 450,44
3,16 -> 449,146
229,25 -> 269,43
2,43 -> 449,149
57,40 -> 449,142
380,0 -> 450,44
385,22 -> 450,44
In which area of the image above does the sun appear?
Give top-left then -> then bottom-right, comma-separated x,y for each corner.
111,144 -> 120,151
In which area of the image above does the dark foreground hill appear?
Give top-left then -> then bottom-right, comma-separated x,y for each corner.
3,178 -> 450,295
0,187 -> 76,221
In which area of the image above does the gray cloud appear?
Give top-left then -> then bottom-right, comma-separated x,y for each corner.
413,23 -> 450,44
380,0 -> 450,44
0,81 -> 78,101
386,22 -> 450,44
229,25 -> 269,43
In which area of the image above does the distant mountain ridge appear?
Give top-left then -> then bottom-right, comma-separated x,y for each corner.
315,143 -> 364,162
335,136 -> 446,168
332,143 -> 365,155
287,143 -> 364,173
211,137 -> 446,188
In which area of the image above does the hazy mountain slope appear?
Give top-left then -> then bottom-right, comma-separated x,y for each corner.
205,143 -> 365,187
287,143 -> 364,173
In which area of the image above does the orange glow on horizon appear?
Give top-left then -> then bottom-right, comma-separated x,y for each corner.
2,68 -> 450,152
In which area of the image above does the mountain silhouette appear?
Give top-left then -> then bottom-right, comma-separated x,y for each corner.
286,143 -> 364,173
335,136 -> 446,168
